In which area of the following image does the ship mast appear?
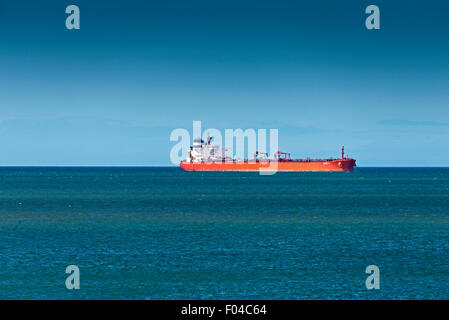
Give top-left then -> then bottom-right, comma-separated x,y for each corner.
342,146 -> 344,159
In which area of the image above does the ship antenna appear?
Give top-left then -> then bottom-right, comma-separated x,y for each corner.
342,146 -> 344,159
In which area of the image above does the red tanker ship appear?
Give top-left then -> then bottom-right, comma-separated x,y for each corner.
180,138 -> 356,172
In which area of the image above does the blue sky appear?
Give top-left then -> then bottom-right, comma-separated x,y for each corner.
0,0 -> 448,166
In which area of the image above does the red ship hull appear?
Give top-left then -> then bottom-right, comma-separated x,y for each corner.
180,158 -> 356,172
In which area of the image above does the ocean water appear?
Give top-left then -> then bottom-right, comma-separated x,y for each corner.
0,167 -> 448,299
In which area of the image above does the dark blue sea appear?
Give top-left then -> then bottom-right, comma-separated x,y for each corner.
0,167 -> 448,299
